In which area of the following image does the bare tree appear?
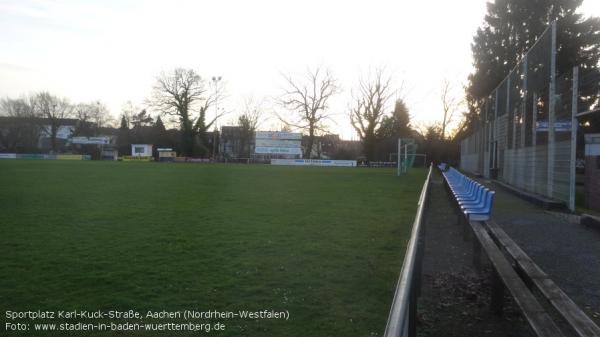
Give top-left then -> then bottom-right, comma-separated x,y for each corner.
120,101 -> 140,127
73,103 -> 94,136
148,68 -> 225,156
278,67 -> 338,158
32,92 -> 72,152
1,97 -> 34,118
440,79 -> 463,141
91,102 -> 114,129
73,101 -> 113,136
349,68 -> 394,161
0,97 -> 40,151
237,97 -> 264,157
198,79 -> 229,158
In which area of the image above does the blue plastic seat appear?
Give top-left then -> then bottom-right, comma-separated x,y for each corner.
455,184 -> 478,199
438,164 -> 495,222
460,188 -> 489,209
463,191 -> 495,221
458,186 -> 486,204
453,181 -> 477,198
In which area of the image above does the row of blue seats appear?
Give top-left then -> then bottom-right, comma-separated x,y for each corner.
438,163 -> 495,221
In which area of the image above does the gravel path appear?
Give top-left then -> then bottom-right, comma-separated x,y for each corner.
487,180 -> 600,323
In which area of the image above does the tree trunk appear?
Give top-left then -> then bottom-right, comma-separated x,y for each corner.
441,111 -> 448,141
239,136 -> 246,158
50,123 -> 58,152
364,133 -> 377,162
305,128 -> 315,159
181,119 -> 195,157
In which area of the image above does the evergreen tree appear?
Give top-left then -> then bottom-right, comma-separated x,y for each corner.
153,116 -> 168,148
119,115 -> 128,130
466,0 -> 600,131
238,115 -> 256,157
374,99 -> 413,161
131,109 -> 154,129
377,99 -> 411,140
117,115 -> 131,156
154,116 -> 166,133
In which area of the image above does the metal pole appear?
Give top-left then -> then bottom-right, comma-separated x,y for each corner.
479,125 -> 484,174
548,21 -> 557,197
397,138 -> 401,176
507,76 -> 515,184
532,93 -> 538,193
569,66 -> 579,211
486,103 -> 491,178
512,110 -> 517,181
494,89 -> 499,173
404,143 -> 408,173
521,55 -> 528,189
383,165 -> 432,337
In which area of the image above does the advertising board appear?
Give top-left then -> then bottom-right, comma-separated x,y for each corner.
71,136 -> 110,145
255,131 -> 302,155
0,153 -> 17,159
271,159 -> 357,167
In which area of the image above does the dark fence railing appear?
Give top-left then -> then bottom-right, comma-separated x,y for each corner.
383,164 -> 433,337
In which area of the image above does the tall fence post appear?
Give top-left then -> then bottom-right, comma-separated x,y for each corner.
547,21 -> 557,198
569,66 -> 579,211
482,127 -> 485,174
521,55 -> 528,189
506,77 -> 511,181
494,90 -> 499,174
532,93 -> 538,192
486,104 -> 491,178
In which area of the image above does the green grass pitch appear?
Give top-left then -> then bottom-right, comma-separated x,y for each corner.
0,161 -> 426,336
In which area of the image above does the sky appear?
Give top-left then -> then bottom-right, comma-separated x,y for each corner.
1,0 -> 599,140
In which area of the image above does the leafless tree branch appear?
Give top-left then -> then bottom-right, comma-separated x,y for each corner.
440,79 -> 464,140
349,68 -> 394,160
278,66 -> 339,158
147,68 -> 227,156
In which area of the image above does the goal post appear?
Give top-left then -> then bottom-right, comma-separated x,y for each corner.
397,138 -> 418,176
397,139 -> 402,176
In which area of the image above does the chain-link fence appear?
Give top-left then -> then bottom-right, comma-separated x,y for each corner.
460,22 -> 579,210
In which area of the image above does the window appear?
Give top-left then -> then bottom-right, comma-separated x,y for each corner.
134,147 -> 145,154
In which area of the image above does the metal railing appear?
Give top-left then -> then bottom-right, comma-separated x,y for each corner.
383,163 -> 433,337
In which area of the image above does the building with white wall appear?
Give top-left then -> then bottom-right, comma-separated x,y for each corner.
131,144 -> 153,157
